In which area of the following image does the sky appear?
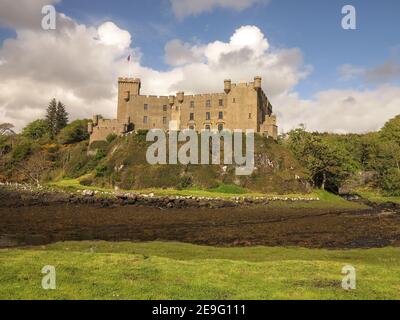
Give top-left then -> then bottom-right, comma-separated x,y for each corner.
0,0 -> 399,133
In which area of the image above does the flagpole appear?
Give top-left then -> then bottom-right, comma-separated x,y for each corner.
128,52 -> 132,78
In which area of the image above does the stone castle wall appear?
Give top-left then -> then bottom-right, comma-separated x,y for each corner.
89,76 -> 278,143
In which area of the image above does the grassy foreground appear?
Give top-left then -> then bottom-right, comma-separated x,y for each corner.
355,188 -> 400,204
1,241 -> 399,300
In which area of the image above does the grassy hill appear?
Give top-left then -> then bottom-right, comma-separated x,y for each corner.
2,132 -> 311,195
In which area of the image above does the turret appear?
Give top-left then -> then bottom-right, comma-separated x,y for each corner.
92,115 -> 99,126
169,95 -> 175,106
118,77 -> 141,98
254,76 -> 262,90
117,77 -> 141,121
177,92 -> 184,104
224,79 -> 231,94
88,121 -> 93,134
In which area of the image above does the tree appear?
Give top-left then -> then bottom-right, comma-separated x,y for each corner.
46,99 -> 69,138
57,120 -> 89,145
286,127 -> 358,191
0,123 -> 15,136
56,101 -> 69,133
22,119 -> 49,140
380,115 -> 400,145
46,98 -> 58,138
13,151 -> 51,186
382,168 -> 400,196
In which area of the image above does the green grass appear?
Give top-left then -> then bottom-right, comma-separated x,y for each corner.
1,241 -> 399,300
46,179 -> 368,209
355,188 -> 400,204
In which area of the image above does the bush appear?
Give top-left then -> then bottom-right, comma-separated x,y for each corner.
94,148 -> 107,161
22,119 -> 50,140
106,133 -> 117,144
95,164 -> 108,177
11,139 -> 34,161
382,169 -> 400,196
58,120 -> 89,145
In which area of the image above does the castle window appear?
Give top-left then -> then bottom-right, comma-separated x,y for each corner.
248,113 -> 252,119
218,124 -> 224,131
218,111 -> 223,120
206,112 -> 210,120
163,117 -> 167,125
219,99 -> 223,106
144,104 -> 148,111
190,113 -> 194,121
205,125 -> 211,130
143,116 -> 148,124
232,98 -> 236,103
189,125 -> 195,130
190,101 -> 195,108
163,105 -> 167,112
206,100 -> 211,107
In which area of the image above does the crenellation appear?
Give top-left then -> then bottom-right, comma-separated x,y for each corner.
89,76 -> 278,143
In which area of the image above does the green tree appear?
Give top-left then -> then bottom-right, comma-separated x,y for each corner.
0,123 -> 15,136
56,101 -> 69,133
382,168 -> 400,196
57,120 -> 89,145
46,98 -> 58,138
380,115 -> 400,145
286,128 -> 358,191
22,119 -> 49,140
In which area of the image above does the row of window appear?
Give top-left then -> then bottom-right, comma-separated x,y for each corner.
143,112 -> 224,124
189,124 -> 224,131
143,99 -> 226,111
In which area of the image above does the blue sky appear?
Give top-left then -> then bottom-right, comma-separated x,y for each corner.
24,0 -> 399,97
0,0 -> 399,132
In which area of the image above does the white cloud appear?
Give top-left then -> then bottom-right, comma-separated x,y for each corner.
338,60 -> 400,84
162,25 -> 308,98
0,0 -> 61,29
276,86 -> 400,134
0,4 -> 398,135
97,21 -> 131,50
170,0 -> 269,19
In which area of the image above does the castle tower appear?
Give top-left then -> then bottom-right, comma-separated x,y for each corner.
117,77 -> 141,121
170,92 -> 184,130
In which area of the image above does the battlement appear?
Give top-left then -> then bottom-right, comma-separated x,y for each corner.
89,75 -> 278,143
118,77 -> 141,83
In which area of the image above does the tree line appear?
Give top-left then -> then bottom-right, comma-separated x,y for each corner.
283,115 -> 400,196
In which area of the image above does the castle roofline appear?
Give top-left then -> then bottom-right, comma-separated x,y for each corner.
118,77 -> 141,83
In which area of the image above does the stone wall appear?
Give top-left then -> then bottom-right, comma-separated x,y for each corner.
89,76 -> 278,143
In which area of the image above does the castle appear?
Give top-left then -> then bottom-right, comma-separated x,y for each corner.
88,76 -> 278,143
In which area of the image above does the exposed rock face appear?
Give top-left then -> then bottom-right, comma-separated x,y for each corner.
339,171 -> 378,195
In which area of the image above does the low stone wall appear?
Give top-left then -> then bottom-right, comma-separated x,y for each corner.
0,182 -> 320,209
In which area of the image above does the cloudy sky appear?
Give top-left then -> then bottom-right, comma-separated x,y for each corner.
0,0 -> 399,133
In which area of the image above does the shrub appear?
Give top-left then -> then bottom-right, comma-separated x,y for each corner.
94,148 -> 107,161
11,139 -> 33,161
95,164 -> 108,177
58,120 -> 89,145
22,119 -> 50,140
106,133 -> 117,144
382,169 -> 400,196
